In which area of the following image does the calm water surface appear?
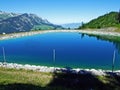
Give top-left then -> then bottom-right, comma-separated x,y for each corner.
0,32 -> 120,70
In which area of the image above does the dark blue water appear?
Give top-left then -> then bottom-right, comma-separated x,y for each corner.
0,32 -> 120,70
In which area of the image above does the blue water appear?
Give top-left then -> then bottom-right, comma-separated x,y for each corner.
0,32 -> 120,70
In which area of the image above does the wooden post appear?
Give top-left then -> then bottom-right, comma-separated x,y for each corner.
2,47 -> 6,63
112,50 -> 116,73
53,49 -> 56,72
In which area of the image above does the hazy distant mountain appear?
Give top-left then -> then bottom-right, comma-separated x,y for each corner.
61,23 -> 81,29
0,11 -> 63,34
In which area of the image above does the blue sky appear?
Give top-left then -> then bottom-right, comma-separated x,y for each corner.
0,0 -> 120,24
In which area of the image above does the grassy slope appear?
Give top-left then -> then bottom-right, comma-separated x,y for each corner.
79,12 -> 120,30
0,67 -> 120,90
31,25 -> 63,31
32,25 -> 55,30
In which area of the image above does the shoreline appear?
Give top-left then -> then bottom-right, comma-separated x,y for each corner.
0,29 -> 120,40
0,62 -> 120,76
0,30 -> 120,76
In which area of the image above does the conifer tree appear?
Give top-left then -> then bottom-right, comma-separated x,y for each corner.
118,9 -> 120,23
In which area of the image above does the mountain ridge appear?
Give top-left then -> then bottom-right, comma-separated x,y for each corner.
0,11 -> 63,34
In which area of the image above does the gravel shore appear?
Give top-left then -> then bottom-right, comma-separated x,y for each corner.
0,30 -> 120,40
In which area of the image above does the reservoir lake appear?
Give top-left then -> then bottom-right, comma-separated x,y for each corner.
0,32 -> 120,70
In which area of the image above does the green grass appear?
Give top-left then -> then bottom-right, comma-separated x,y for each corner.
0,67 -> 53,87
114,27 -> 120,32
0,67 -> 120,90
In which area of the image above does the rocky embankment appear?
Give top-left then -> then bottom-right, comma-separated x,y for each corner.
0,62 -> 120,76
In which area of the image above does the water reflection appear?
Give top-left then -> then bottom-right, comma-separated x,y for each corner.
81,33 -> 85,39
80,33 -> 120,53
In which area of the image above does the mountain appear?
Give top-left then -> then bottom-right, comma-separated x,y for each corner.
61,23 -> 81,29
79,12 -> 120,29
0,11 -> 63,34
0,11 -> 19,21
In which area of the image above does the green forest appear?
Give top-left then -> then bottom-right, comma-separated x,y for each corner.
79,11 -> 120,29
